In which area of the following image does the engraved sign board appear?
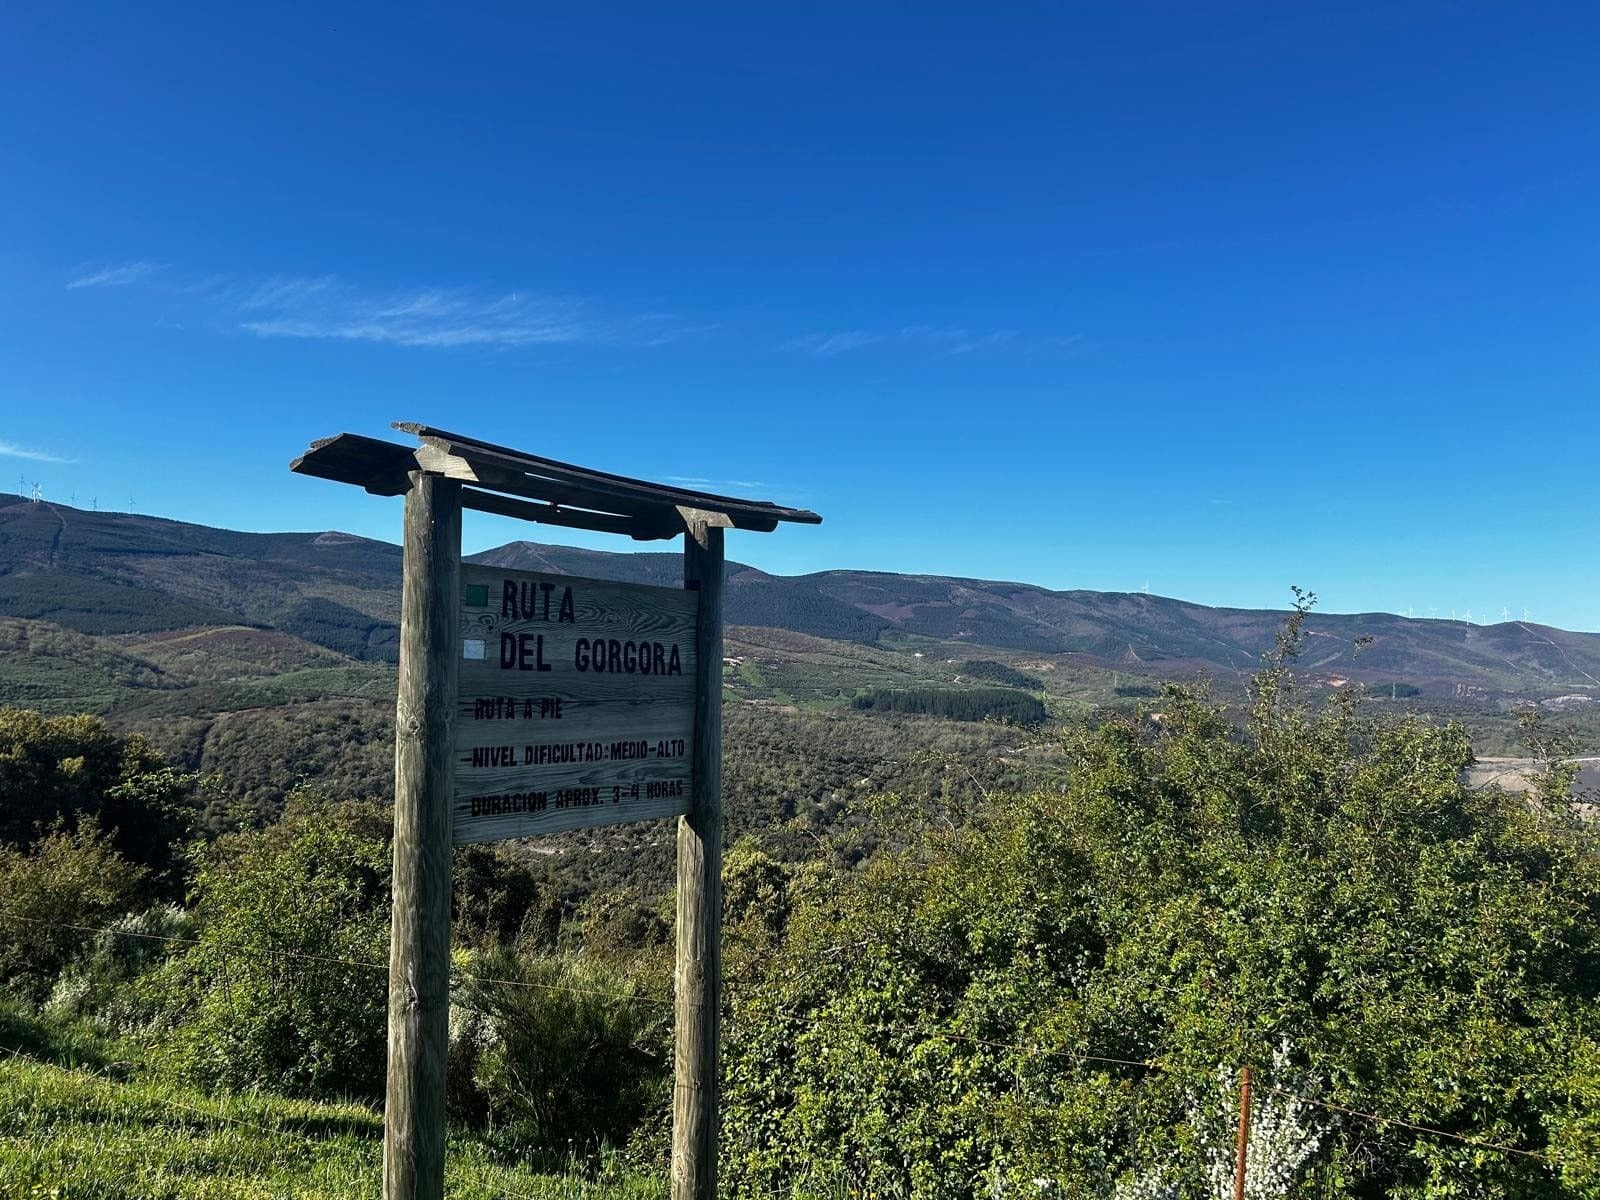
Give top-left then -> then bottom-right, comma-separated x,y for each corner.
453,563 -> 698,843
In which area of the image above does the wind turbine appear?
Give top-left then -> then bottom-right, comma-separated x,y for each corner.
1428,606 -> 1438,619
1501,606 -> 1512,622
1523,607 -> 1532,622
1462,608 -> 1473,623
1404,606 -> 1415,618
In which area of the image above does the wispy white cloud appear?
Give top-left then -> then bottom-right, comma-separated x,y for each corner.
0,440 -> 76,464
65,261 -> 686,351
787,325 -> 1078,357
664,475 -> 770,493
63,256 -> 1083,364
67,260 -> 162,290
900,325 -> 1021,355
785,331 -> 884,356
233,276 -> 608,348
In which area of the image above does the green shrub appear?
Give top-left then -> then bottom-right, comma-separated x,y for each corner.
0,825 -> 145,999
1556,1037 -> 1600,1196
723,638 -> 1600,1196
156,796 -> 390,1100
453,946 -> 669,1166
45,903 -> 192,1033
0,707 -> 197,893
454,843 -> 561,950
0,989 -> 121,1069
577,890 -> 670,960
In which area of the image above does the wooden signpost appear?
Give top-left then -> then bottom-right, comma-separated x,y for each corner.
292,424 -> 819,1200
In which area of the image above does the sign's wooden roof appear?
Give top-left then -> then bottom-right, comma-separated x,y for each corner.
291,422 -> 821,540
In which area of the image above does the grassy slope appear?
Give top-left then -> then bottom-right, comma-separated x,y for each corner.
0,1055 -> 664,1200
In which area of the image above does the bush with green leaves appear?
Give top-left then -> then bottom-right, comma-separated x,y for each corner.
0,825 -> 146,1001
156,795 -> 391,1100
453,842 -> 561,950
450,946 -> 670,1166
0,707 -> 198,894
722,608 -> 1600,1198
576,889 -> 672,961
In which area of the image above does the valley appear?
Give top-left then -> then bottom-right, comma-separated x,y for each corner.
2,496 -> 1597,875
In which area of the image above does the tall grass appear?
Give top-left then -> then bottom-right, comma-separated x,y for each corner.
0,1054 -> 667,1200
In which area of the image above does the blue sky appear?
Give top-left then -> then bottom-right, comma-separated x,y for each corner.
3,3 -> 1597,628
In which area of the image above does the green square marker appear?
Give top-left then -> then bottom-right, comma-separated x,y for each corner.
463,584 -> 489,608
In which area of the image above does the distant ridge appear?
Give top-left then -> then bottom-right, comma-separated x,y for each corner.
2,499 -> 1598,701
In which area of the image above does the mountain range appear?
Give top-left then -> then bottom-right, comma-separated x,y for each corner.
4,498 -> 1598,703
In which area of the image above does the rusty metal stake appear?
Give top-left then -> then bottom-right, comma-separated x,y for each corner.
1234,1064 -> 1253,1200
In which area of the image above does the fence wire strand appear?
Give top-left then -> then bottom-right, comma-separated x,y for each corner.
1,912 -> 674,1006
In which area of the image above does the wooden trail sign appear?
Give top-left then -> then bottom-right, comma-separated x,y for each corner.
291,423 -> 819,1200
454,564 -> 697,841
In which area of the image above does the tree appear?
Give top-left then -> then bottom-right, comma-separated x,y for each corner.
157,795 -> 391,1099
452,947 -> 669,1164
0,824 -> 145,999
0,708 -> 197,894
722,616 -> 1600,1197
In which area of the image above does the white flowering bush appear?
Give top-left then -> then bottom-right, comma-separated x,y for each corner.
45,902 -> 192,1031
1114,1042 -> 1325,1200
1203,1043 -> 1324,1200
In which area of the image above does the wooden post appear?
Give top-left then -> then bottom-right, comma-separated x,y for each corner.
384,472 -> 461,1200
1233,1064 -> 1252,1200
673,519 -> 724,1200
292,429 -> 818,1193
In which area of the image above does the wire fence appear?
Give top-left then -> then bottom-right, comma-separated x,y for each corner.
0,908 -> 1565,1184
4,912 -> 674,1006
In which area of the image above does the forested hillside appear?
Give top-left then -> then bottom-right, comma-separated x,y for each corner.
7,499 -> 1600,700
1,501 -> 1597,1196
2,614 -> 1597,1197
3,497 -> 1599,846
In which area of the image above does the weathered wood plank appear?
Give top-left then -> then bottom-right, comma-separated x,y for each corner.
454,791 -> 690,844
420,439 -> 781,531
425,435 -> 782,531
672,520 -> 723,1200
415,443 -> 661,521
294,426 -> 819,532
460,485 -> 681,540
456,702 -> 691,752
454,694 -> 692,728
452,563 -> 698,843
384,473 -> 460,1200
453,705 -> 692,831
398,422 -> 820,527
290,432 -> 417,496
459,565 -> 697,644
